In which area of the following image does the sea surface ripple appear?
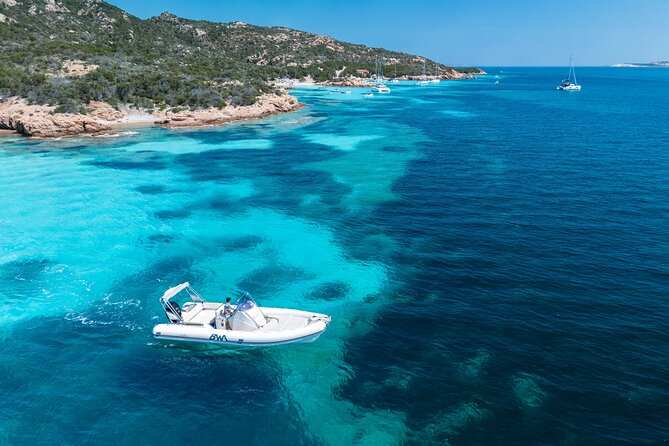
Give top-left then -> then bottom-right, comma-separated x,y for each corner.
0,67 -> 668,445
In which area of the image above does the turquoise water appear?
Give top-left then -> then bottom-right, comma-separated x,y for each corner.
1,68 -> 668,445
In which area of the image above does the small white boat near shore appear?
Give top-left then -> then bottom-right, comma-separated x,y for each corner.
372,84 -> 391,93
152,283 -> 331,347
372,84 -> 390,94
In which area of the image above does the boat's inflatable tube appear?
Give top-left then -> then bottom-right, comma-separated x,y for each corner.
153,319 -> 329,346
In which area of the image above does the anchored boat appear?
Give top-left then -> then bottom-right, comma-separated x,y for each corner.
557,54 -> 582,91
372,84 -> 391,93
152,282 -> 331,346
416,60 -> 430,86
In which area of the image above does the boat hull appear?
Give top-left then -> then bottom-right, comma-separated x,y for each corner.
152,319 -> 329,347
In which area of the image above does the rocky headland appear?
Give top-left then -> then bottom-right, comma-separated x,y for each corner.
0,91 -> 301,137
0,0 -> 484,138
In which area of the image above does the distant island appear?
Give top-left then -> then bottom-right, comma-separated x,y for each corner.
0,0 -> 484,137
611,61 -> 669,67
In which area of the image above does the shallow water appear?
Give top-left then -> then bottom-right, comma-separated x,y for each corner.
1,68 -> 668,445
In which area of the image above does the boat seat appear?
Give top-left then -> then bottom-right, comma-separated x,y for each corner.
260,317 -> 280,332
187,309 -> 215,325
182,302 -> 203,322
277,315 -> 294,331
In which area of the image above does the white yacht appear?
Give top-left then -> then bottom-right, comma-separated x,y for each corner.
557,55 -> 582,91
372,83 -> 391,93
152,283 -> 331,347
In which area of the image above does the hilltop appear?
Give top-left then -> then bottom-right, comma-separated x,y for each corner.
0,0 -> 483,136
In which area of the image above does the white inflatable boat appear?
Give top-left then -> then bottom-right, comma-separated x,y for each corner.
152,282 -> 331,346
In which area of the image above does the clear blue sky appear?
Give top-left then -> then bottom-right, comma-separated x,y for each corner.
108,0 -> 668,66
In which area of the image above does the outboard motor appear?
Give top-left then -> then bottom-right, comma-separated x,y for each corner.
165,301 -> 181,323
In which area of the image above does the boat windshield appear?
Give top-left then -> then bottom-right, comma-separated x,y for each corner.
235,293 -> 258,312
232,293 -> 267,329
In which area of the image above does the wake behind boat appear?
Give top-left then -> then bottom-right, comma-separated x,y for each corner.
152,282 -> 331,346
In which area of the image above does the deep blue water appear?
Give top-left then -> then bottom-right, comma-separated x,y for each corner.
1,67 -> 668,445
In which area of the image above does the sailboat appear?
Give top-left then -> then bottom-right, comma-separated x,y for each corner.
430,61 -> 441,83
416,60 -> 429,86
389,63 -> 399,83
557,55 -> 581,91
371,56 -> 391,93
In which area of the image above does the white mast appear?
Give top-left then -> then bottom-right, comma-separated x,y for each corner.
557,54 -> 582,90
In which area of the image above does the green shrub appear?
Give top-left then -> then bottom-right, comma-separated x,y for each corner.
0,1 -> 480,110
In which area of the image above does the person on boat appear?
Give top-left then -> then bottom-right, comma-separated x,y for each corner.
219,297 -> 234,330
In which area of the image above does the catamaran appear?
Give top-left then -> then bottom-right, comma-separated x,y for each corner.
557,55 -> 582,91
152,282 -> 331,346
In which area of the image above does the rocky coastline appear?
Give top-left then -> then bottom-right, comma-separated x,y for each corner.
0,90 -> 301,138
288,69 -> 487,88
0,67 -> 487,138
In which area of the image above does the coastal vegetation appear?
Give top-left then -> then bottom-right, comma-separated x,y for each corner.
0,0 -> 482,113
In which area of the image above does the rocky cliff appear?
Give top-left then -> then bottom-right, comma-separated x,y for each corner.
0,91 -> 300,137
